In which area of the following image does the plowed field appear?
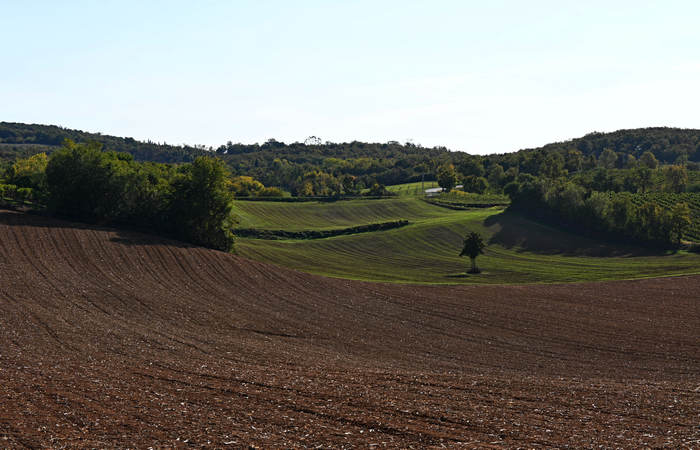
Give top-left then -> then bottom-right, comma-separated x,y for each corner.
0,209 -> 698,448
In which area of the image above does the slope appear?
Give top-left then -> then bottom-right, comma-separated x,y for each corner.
0,209 -> 698,447
235,199 -> 700,284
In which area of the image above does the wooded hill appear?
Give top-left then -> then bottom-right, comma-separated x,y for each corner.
0,122 -> 209,163
3,122 -> 699,173
517,127 -> 700,164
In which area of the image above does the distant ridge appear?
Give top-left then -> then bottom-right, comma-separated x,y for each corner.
0,121 -> 207,163
513,126 -> 700,163
1,122 -> 698,191
2,121 -> 699,164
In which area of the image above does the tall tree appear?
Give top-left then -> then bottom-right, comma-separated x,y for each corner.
639,151 -> 659,169
669,202 -> 691,245
598,148 -> 618,169
634,166 -> 653,193
539,153 -> 566,179
664,165 -> 688,193
169,156 -> 235,251
45,140 -> 120,220
460,231 -> 486,274
437,163 -> 458,192
462,175 -> 488,194
487,164 -> 505,191
565,149 -> 584,173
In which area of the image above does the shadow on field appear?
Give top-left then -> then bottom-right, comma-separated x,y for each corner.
0,209 -> 194,249
484,210 -> 668,257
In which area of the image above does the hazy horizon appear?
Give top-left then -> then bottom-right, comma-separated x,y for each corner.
2,1 -> 699,154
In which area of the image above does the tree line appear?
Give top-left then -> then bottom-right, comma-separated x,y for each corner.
1,140 -> 235,251
3,122 -> 699,197
504,175 -> 693,247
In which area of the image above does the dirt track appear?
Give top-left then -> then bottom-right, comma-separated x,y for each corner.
0,209 -> 698,448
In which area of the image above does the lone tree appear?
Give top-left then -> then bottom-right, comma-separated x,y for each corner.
460,231 -> 486,274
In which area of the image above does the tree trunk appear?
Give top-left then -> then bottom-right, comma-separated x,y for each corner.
470,257 -> 478,273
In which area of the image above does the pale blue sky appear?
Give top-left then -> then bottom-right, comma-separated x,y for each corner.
2,1 -> 699,154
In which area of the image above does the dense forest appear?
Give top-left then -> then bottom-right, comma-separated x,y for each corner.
2,122 -> 699,248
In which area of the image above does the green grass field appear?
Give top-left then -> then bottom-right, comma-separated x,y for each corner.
385,181 -> 438,197
234,197 -> 700,284
231,198 -> 452,231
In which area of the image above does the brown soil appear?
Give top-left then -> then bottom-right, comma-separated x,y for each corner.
0,209 -> 698,448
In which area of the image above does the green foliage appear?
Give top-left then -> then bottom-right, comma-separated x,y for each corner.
235,201 -> 700,284
385,181 -> 439,197
169,157 -> 235,251
428,190 -> 509,209
633,166 -> 654,193
437,164 -> 458,192
608,192 -> 700,243
487,164 -> 505,191
0,183 -> 40,206
598,149 -> 618,169
460,231 -> 486,273
43,141 -> 234,251
6,152 -> 48,191
46,140 -> 123,220
0,122 -> 208,163
663,165 -> 688,193
15,187 -> 33,203
4,123 -> 700,202
506,175 -> 700,247
366,183 -> 392,197
506,128 -> 699,168
230,175 -> 264,196
462,175 -> 489,194
232,198 -> 448,231
457,157 -> 485,178
258,186 -> 286,197
639,151 -> 659,169
234,220 -> 409,240
565,149 -> 584,172
0,184 -> 18,206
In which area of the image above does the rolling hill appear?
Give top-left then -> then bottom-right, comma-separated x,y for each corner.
234,198 -> 700,284
0,208 -> 698,447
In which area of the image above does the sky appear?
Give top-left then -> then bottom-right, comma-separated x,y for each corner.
2,0 -> 700,154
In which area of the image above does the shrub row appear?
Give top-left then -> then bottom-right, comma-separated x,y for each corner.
424,199 -> 509,210
234,220 -> 410,240
234,195 -> 395,203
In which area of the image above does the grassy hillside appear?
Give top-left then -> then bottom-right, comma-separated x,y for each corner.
235,198 -> 700,284
385,181 -> 438,197
232,198 -> 455,231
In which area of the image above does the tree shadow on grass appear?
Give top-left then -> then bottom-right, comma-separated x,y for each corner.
484,210 -> 670,257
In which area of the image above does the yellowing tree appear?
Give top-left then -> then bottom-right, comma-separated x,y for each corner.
8,152 -> 48,190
